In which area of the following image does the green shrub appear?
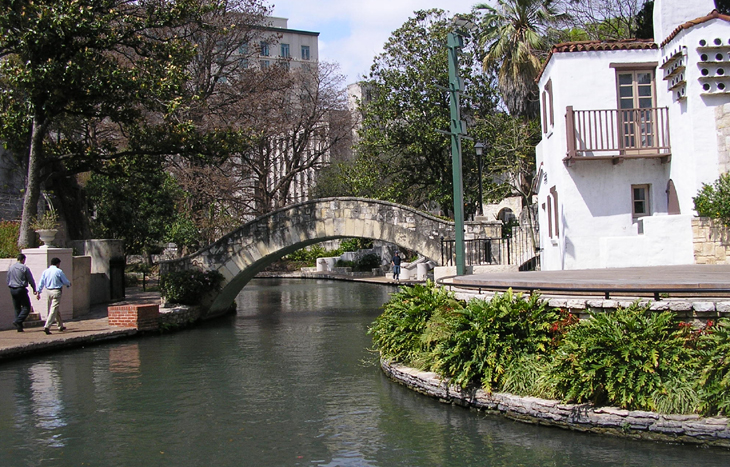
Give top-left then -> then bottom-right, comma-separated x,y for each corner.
159,269 -> 224,305
693,172 -> 730,225
551,303 -> 697,411
335,259 -> 355,268
697,319 -> 730,415
0,221 -> 20,258
501,352 -> 558,399
369,282 -> 462,367
340,238 -> 373,252
354,253 -> 381,272
284,245 -> 326,265
426,290 -> 558,390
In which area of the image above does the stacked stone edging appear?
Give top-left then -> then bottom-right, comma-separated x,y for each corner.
453,292 -> 730,323
158,305 -> 203,330
381,360 -> 730,448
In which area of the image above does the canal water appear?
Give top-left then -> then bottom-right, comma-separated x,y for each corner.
1,278 -> 729,466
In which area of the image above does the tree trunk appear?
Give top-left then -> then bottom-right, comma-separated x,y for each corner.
18,114 -> 47,248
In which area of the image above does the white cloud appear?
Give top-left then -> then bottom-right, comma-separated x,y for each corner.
270,0 -> 481,84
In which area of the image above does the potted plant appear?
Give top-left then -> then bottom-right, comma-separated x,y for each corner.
30,209 -> 60,248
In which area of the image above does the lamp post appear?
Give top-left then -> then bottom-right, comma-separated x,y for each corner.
474,142 -> 485,217
447,29 -> 466,275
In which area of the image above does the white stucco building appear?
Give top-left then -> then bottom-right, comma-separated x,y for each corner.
253,17 -> 319,70
536,0 -> 730,270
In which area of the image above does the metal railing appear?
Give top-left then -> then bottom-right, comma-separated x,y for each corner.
440,225 -> 539,271
565,106 -> 671,160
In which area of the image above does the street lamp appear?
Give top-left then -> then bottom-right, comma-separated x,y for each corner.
474,142 -> 485,217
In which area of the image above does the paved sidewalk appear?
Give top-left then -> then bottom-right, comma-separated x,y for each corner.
0,288 -> 160,361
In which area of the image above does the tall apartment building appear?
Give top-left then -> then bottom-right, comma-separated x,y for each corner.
255,17 -> 319,70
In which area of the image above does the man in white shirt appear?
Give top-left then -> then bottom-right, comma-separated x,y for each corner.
36,257 -> 71,335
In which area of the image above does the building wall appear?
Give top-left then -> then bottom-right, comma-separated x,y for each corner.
537,12 -> 730,271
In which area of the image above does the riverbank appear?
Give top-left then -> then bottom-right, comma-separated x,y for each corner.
381,360 -> 730,449
0,288 -> 189,362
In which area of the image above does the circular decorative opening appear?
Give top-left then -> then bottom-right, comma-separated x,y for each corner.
717,53 -> 724,61
715,38 -> 723,45
702,53 -> 709,61
720,68 -> 726,75
702,68 -> 710,75
719,83 -> 726,90
700,39 -> 707,46
704,83 -> 712,91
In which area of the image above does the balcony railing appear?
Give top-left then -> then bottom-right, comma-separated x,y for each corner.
565,106 -> 671,162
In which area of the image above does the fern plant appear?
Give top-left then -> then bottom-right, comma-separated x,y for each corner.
551,303 -> 698,411
426,290 -> 558,390
368,282 -> 462,366
696,318 -> 730,415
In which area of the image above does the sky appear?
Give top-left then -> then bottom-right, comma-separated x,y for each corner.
268,0 -> 484,85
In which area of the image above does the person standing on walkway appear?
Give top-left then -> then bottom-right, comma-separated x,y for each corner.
6,253 -> 37,332
36,257 -> 71,335
391,251 -> 401,282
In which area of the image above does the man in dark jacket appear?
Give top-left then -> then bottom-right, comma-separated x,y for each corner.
6,253 -> 36,332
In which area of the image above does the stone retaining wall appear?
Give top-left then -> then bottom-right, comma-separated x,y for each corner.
454,291 -> 730,324
158,305 -> 204,330
693,217 -> 730,265
381,360 -> 730,448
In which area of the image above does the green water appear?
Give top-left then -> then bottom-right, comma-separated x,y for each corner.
1,278 -> 728,466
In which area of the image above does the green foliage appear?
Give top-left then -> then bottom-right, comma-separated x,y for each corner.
369,282 -> 462,367
86,155 -> 180,257
501,352 -> 557,399
697,319 -> 730,415
352,9 -> 499,216
340,238 -> 373,252
0,221 -> 20,258
354,253 -> 381,272
693,172 -> 730,225
159,270 -> 224,306
165,214 -> 201,256
426,290 -> 558,390
551,303 -> 697,411
284,245 -> 327,265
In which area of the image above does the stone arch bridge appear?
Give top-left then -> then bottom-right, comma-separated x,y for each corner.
160,198 -> 488,317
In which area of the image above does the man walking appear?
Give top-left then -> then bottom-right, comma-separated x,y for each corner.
36,257 -> 71,335
391,251 -> 401,282
6,253 -> 37,332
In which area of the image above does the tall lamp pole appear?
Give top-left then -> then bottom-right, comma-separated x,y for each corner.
475,142 -> 485,217
447,30 -> 466,275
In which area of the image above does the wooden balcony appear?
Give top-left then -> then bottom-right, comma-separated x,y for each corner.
564,106 -> 671,164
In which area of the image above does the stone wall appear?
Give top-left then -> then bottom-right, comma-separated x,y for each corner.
693,217 -> 730,264
381,360 -> 730,448
453,291 -> 730,325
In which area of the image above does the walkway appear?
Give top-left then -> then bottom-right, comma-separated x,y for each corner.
449,264 -> 730,298
0,289 -> 159,361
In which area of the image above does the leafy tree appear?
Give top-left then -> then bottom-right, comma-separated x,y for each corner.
0,0 -> 208,247
86,155 -> 180,262
693,172 -> 730,225
351,9 -> 499,216
476,0 -> 566,119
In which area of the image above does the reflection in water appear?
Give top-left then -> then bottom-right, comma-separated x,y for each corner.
0,279 -> 728,466
109,343 -> 141,375
29,363 -> 66,444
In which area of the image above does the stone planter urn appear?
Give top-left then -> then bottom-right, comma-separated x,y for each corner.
36,229 -> 58,248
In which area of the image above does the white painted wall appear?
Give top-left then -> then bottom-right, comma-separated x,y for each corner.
536,9 -> 730,271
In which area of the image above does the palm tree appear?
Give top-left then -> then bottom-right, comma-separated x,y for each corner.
476,0 -> 566,119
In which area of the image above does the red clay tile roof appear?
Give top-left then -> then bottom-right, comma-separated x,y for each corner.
536,39 -> 657,82
550,39 -> 657,53
661,9 -> 730,47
